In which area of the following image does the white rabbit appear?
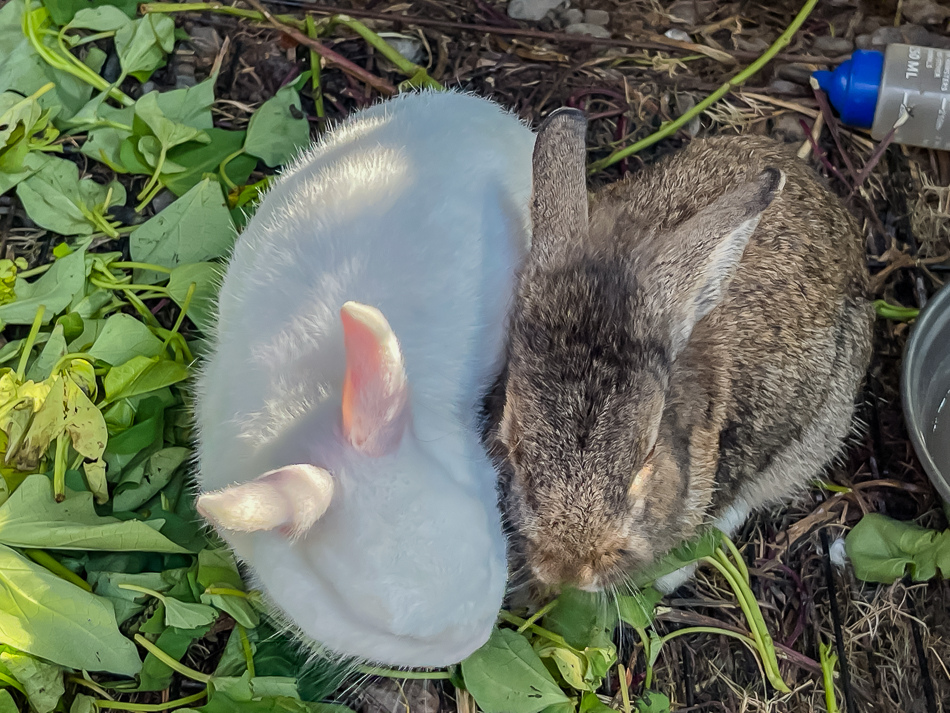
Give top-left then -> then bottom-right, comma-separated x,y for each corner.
193,90 -> 535,666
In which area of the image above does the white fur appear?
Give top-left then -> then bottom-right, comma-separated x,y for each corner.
193,91 -> 535,666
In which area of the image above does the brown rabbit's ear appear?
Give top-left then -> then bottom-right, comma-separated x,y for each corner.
655,167 -> 786,355
530,108 -> 589,259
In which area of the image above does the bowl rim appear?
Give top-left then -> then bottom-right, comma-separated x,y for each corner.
901,281 -> 950,504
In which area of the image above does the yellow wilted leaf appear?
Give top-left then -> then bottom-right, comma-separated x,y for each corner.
82,458 -> 108,505
16,377 -> 67,471
63,377 -> 107,462
64,358 -> 97,401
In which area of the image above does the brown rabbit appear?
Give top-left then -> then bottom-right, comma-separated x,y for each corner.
482,109 -> 873,595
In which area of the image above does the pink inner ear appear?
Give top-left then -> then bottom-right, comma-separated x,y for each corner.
340,302 -> 410,457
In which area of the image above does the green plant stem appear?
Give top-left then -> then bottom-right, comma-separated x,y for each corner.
141,2 -> 306,29
218,148 -> 246,191
633,626 -> 653,689
16,305 -> 46,381
355,665 -> 452,680
95,690 -> 207,712
16,263 -> 53,279
0,672 -> 26,695
89,276 -> 170,294
53,434 -> 68,502
24,548 -> 93,592
722,534 -> 750,586
133,634 -> 212,683
204,586 -> 249,598
516,598 -> 559,633
873,299 -> 919,321
588,0 -> 820,172
616,663 -> 632,713
164,281 -> 195,352
819,641 -> 840,713
306,16 -> 325,119
331,15 -> 442,89
659,626 -> 757,650
135,181 -> 166,213
110,262 -> 174,273
238,624 -> 256,678
68,675 -> 114,700
498,610 -> 571,647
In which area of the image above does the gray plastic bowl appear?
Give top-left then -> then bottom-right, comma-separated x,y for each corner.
902,281 -> 950,504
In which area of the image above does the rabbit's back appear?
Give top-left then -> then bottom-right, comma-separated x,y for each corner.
595,135 -> 872,517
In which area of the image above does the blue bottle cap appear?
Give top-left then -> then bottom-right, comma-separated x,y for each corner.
812,49 -> 885,129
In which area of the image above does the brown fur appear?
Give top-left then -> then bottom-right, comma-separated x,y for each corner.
482,111 -> 873,595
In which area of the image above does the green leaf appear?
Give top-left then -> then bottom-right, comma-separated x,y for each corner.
617,587 -> 663,629
89,569 -> 172,625
543,589 -> 615,650
632,528 -> 724,587
133,91 -> 208,156
65,5 -> 133,32
0,2 -> 96,121
0,151 -> 52,196
635,691 -> 671,713
112,446 -> 189,512
104,355 -> 190,403
16,156 -> 125,236
164,597 -> 218,629
0,241 -> 88,325
130,178 -> 236,281
88,313 -> 165,366
0,650 -> 64,713
197,547 -> 260,627
845,513 -> 950,584
0,543 -> 142,674
0,690 -> 16,713
70,693 -> 97,713
0,473 -> 188,552
115,14 -> 175,81
162,129 -> 255,196
244,84 -> 310,167
167,262 -> 221,334
44,0 -> 138,26
461,628 -> 571,713
0,90 -> 59,174
579,693 -> 612,713
25,322 -> 67,381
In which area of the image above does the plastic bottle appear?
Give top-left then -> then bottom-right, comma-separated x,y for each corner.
812,44 -> 950,150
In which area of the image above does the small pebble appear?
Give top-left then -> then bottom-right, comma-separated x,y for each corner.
562,8 -> 584,25
666,0 -> 698,25
664,28 -> 691,43
811,35 -> 854,56
149,190 -> 177,215
902,0 -> 950,25
864,23 -> 950,50
777,62 -> 812,85
565,22 -> 611,39
735,36 -> 769,53
584,9 -> 610,27
507,0 -> 565,22
768,79 -> 806,95
384,35 -> 425,65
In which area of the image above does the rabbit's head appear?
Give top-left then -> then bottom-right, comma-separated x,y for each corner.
498,110 -> 784,591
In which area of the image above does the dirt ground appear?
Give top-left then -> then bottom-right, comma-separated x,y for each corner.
5,1 -> 950,711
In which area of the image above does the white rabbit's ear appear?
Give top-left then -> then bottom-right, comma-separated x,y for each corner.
339,301 -> 410,457
197,464 -> 334,539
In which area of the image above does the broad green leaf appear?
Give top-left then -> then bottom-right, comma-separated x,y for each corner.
112,446 -> 189,511
115,14 -> 175,80
0,691 -> 15,713
167,262 -> 221,334
632,528 -> 724,587
44,0 -> 138,26
635,691 -> 671,713
25,322 -> 67,381
153,75 -> 216,130
198,547 -> 260,627
0,650 -> 64,713
537,645 -> 589,691
104,355 -> 190,402
0,151 -> 52,196
543,588 -> 615,650
0,90 -> 58,174
0,474 -> 188,552
0,2 -> 96,121
65,5 -> 132,32
162,129 -> 255,196
579,693 -> 613,713
88,313 -> 164,366
845,513 -> 950,583
617,587 -> 663,629
16,156 -> 125,236
70,693 -> 97,713
539,704 -> 575,713
89,569 -> 174,625
0,543 -> 142,674
0,242 -> 88,325
164,597 -> 218,629
133,91 -> 208,157
130,178 -> 236,279
245,84 -> 310,168
461,627 -> 570,713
